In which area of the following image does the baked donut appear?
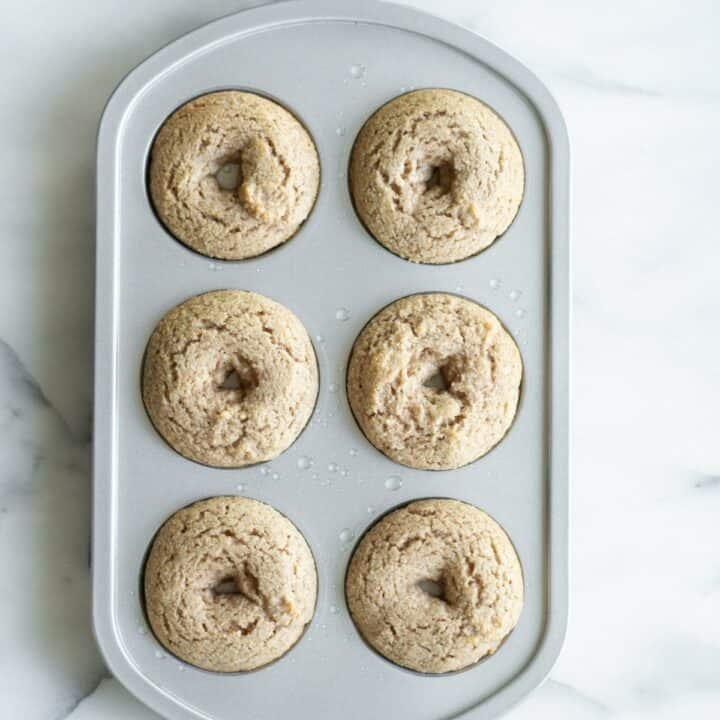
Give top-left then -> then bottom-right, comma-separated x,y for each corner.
144,496 -> 317,672
149,91 -> 319,260
345,499 -> 523,673
142,290 -> 317,467
349,89 -> 524,264
347,293 -> 521,470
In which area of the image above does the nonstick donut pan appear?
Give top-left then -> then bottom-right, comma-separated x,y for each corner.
93,1 -> 570,718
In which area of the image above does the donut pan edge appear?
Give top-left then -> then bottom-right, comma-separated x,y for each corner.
93,1 -> 570,719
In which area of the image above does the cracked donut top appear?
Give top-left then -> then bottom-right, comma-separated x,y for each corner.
149,91 -> 320,260
347,293 -> 522,470
345,499 -> 523,673
144,496 -> 317,672
350,89 -> 524,264
142,290 -> 318,467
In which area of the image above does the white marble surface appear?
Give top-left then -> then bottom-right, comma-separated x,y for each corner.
1,0 -> 718,717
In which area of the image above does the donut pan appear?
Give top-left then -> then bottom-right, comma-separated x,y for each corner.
92,1 -> 570,719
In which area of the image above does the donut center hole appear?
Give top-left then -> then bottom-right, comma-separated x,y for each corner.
212,575 -> 241,596
219,369 -> 242,390
217,357 -> 258,396
422,162 -> 454,196
215,162 -> 243,191
418,578 -> 446,600
423,368 -> 449,392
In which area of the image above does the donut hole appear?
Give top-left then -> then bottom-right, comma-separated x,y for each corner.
216,356 -> 258,397
218,369 -> 242,391
419,354 -> 464,395
417,578 -> 446,601
422,367 -> 449,393
212,575 -> 242,596
421,161 -> 454,197
428,354 -> 466,393
416,159 -> 455,199
207,562 -> 261,605
215,161 -> 243,191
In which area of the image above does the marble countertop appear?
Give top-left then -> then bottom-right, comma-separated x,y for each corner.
1,0 -> 718,718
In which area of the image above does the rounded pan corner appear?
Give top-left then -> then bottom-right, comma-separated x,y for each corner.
91,598 -> 206,720
459,601 -> 569,720
91,596 -> 153,715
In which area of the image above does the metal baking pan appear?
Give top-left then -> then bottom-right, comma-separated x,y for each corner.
92,1 -> 570,718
